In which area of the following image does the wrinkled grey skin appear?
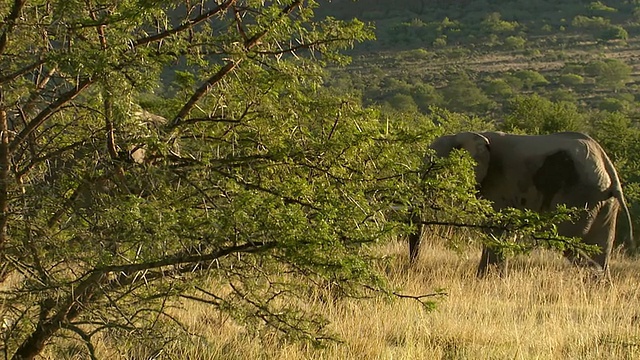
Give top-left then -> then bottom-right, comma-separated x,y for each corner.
410,131 -> 634,278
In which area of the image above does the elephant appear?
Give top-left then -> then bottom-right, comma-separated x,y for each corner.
410,131 -> 634,278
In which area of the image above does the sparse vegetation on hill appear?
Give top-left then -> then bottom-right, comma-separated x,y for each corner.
322,0 -> 640,114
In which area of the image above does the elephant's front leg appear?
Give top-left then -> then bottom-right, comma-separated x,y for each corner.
408,230 -> 421,263
477,245 -> 508,277
408,218 -> 424,264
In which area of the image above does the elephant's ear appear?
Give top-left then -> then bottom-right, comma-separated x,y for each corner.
453,132 -> 491,183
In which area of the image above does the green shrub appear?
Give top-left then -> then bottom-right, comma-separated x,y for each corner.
598,97 -> 629,112
584,59 -> 632,90
599,25 -> 628,42
513,70 -> 549,90
558,73 -> 585,87
571,15 -> 610,29
484,78 -> 514,97
441,75 -> 497,113
588,1 -> 618,13
501,95 -> 586,134
385,93 -> 419,112
482,12 -> 519,34
549,89 -> 578,103
433,35 -> 447,47
504,36 -> 527,50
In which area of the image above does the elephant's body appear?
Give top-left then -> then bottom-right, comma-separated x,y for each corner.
478,132 -> 618,213
418,131 -> 633,277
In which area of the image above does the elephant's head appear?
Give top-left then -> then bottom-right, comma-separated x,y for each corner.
429,132 -> 491,184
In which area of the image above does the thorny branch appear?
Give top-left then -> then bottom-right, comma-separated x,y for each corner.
392,291 -> 448,310
133,0 -> 237,47
9,79 -> 94,154
0,1 -> 377,358
11,241 -> 275,359
172,0 -> 303,125
0,58 -> 46,84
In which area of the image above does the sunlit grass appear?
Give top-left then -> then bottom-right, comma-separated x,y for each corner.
72,234 -> 640,359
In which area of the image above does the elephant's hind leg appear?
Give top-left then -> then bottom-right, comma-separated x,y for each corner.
561,198 -> 619,280
583,198 -> 619,279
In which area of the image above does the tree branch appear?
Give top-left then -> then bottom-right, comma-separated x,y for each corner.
0,0 -> 27,55
133,0 -> 237,47
171,0 -> 303,126
12,241 -> 275,359
9,78 -> 94,154
0,58 -> 46,84
0,105 -> 9,256
62,324 -> 98,360
392,291 -> 447,311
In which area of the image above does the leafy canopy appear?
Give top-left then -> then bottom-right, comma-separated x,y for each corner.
0,1 -> 446,358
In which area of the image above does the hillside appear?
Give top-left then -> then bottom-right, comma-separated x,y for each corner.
321,0 -> 640,117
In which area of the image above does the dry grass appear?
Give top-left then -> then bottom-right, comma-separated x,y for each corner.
63,234 -> 640,359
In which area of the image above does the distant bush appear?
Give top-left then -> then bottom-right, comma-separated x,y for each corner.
481,12 -> 519,34
615,92 -> 635,103
433,35 -> 447,47
388,19 -> 437,45
440,47 -> 472,60
584,59 -> 632,90
558,73 -> 585,87
634,7 -> 640,23
548,89 -> 578,103
589,111 -> 640,182
501,95 -> 586,134
513,70 -> 550,90
401,48 -> 430,61
438,17 -> 461,32
385,93 -> 419,112
588,1 -> 618,14
571,15 -> 610,29
598,97 -> 629,112
599,25 -> 628,42
524,48 -> 542,57
484,78 -> 514,97
502,74 -> 525,91
562,63 -> 585,74
412,84 -> 444,112
441,75 -> 497,113
504,36 -> 527,50
381,78 -> 413,94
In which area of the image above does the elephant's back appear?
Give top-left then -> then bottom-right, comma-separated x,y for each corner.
481,131 -> 601,159
480,131 -> 613,206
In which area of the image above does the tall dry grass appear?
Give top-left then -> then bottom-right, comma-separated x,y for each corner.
57,232 -> 640,359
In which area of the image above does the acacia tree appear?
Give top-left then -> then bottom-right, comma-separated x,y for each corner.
0,1 -> 442,358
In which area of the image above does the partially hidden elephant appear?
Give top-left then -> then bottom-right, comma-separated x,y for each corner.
410,131 -> 634,278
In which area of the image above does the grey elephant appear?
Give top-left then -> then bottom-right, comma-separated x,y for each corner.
410,131 -> 634,278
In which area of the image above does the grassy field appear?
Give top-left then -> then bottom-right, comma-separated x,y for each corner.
90,232 -> 640,360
